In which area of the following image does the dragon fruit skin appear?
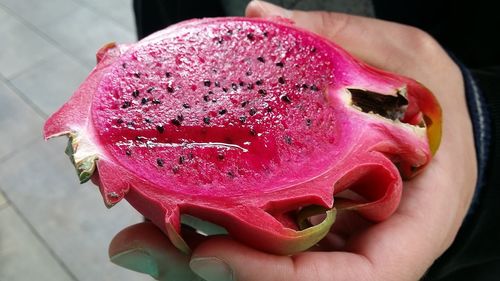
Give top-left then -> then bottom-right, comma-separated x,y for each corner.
43,17 -> 441,255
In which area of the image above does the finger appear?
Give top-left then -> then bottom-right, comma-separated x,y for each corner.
245,0 -> 446,76
109,222 -> 202,281
190,237 -> 372,281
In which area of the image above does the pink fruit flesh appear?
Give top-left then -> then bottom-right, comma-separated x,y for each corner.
44,17 -> 441,255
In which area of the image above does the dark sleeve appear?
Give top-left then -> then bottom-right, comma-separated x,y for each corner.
372,0 -> 500,68
421,64 -> 500,281
133,0 -> 226,39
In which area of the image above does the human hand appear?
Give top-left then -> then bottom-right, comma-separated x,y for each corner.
109,1 -> 477,280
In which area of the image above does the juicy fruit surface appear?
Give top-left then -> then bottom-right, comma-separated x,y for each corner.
45,17 -> 441,255
95,20 -> 341,195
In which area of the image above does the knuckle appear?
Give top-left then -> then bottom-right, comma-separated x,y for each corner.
405,27 -> 440,56
319,12 -> 350,41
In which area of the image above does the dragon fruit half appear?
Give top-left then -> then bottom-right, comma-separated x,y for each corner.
43,17 -> 441,255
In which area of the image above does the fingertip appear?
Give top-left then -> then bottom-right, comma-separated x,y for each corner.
109,222 -> 199,280
108,222 -> 160,257
245,0 -> 291,18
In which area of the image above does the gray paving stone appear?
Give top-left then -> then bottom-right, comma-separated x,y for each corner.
10,50 -> 90,116
0,5 -> 17,29
0,81 -> 44,159
0,206 -> 74,281
0,11 -> 57,78
75,0 -> 136,32
0,190 -> 7,208
0,0 -> 80,27
0,137 -> 149,281
41,6 -> 135,68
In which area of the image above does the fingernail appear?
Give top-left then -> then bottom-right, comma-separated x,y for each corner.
110,249 -> 159,278
190,257 -> 234,281
251,0 -> 292,18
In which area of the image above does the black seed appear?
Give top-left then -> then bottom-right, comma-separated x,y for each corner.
239,116 -> 247,123
255,79 -> 263,86
239,81 -> 245,87
278,76 -> 286,84
241,100 -> 249,107
216,37 -> 223,44
306,119 -> 312,126
222,87 -> 229,92
122,63 -> 127,69
203,95 -> 210,102
125,149 -> 132,156
310,85 -> 319,91
132,90 -> 140,97
310,47 -> 316,53
227,29 -> 233,35
141,98 -> 148,104
257,56 -> 265,63
231,83 -> 238,90
249,108 -> 257,116
246,70 -> 252,76
203,117 -> 210,124
127,121 -> 135,127
145,118 -> 152,123
116,118 -> 124,124
276,62 -> 284,67
182,103 -> 191,109
171,119 -> 181,126
212,69 -> 218,74
263,31 -> 268,37
227,171 -> 235,178
165,72 -> 171,78
280,94 -> 291,104
156,158 -> 164,167
249,128 -> 257,136
284,135 -> 292,144
302,84 -> 309,90
219,109 -> 227,115
167,86 -> 174,93
156,125 -> 164,133
258,89 -> 267,96
247,33 -> 255,40
212,98 -> 217,103
172,165 -> 179,174
178,156 -> 186,164
247,83 -> 254,90
208,91 -> 214,95
266,106 -> 273,113
134,72 -> 141,78
217,153 -> 224,160
214,81 -> 220,87
177,114 -> 184,122
203,80 -> 211,87
121,101 -> 132,108
152,99 -> 161,104
147,87 -> 155,93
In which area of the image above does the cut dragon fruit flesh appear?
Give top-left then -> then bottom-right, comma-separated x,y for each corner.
44,17 -> 441,255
